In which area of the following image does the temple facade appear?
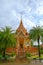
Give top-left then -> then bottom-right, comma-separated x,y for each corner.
6,19 -> 38,56
16,19 -> 31,56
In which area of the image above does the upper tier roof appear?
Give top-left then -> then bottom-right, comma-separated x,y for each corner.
16,18 -> 28,37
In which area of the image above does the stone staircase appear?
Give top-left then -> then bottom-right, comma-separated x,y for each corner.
18,48 -> 26,59
15,48 -> 26,62
15,56 -> 27,63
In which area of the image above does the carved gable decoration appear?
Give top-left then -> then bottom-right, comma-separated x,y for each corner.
18,31 -> 25,36
16,19 -> 28,37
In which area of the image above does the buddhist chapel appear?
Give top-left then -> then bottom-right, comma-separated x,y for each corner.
16,18 -> 31,56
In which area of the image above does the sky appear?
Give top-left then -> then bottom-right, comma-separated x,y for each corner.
0,0 -> 43,32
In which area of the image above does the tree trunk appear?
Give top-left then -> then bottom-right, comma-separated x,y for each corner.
3,42 -> 7,60
37,36 -> 41,61
3,48 -> 6,60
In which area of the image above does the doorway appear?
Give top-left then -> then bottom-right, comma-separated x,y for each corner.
18,37 -> 24,58
19,37 -> 24,48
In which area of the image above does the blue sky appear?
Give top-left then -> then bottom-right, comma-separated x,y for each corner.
0,0 -> 43,31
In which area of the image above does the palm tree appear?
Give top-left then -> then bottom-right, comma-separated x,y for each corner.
0,26 -> 16,59
29,26 -> 43,60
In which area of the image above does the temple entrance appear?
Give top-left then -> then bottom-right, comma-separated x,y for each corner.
20,44 -> 23,48
16,19 -> 30,59
18,37 -> 25,58
19,37 -> 24,48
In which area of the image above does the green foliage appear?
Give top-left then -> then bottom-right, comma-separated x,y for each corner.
0,26 -> 17,59
0,26 -> 16,49
40,49 -> 43,54
11,52 -> 16,57
5,54 -> 10,60
0,53 -> 3,59
26,52 -> 31,57
29,26 -> 43,59
31,55 -> 38,59
29,26 -> 43,41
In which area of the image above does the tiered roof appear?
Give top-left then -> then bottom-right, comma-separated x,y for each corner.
16,19 -> 28,37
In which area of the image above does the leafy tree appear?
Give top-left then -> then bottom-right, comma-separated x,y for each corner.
0,26 -> 16,59
29,26 -> 43,60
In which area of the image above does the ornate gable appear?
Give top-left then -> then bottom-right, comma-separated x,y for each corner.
16,18 -> 28,37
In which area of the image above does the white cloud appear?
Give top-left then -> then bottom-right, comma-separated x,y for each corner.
40,19 -> 43,26
24,6 -> 32,14
22,16 -> 36,31
36,6 -> 43,15
11,10 -> 21,20
34,0 -> 43,15
0,0 -> 43,30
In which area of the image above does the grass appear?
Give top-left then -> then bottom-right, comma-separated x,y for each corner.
31,55 -> 38,59
31,54 -> 43,60
0,53 -> 43,64
39,54 -> 43,59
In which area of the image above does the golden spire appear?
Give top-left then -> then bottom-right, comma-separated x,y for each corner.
16,16 -> 28,34
20,16 -> 23,27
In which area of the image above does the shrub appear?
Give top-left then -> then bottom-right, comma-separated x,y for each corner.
11,52 -> 16,57
40,49 -> 43,54
0,53 -> 3,59
26,52 -> 31,58
5,54 -> 10,60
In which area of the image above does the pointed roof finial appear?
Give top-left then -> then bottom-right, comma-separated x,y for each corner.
20,16 -> 22,22
16,16 -> 27,34
20,16 -> 23,25
21,16 -> 22,19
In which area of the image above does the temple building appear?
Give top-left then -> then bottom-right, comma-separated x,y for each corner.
6,19 -> 38,56
16,19 -> 31,56
16,19 -> 30,48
